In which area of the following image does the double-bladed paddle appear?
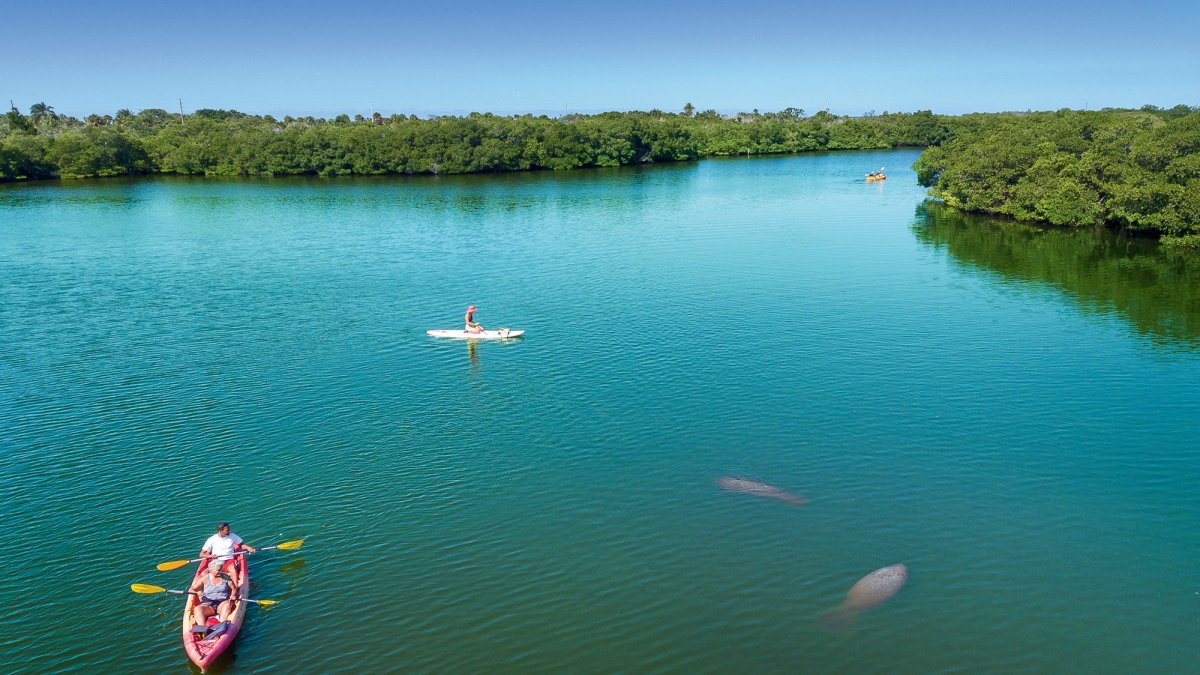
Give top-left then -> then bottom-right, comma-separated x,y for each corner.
130,583 -> 279,607
156,538 -> 305,572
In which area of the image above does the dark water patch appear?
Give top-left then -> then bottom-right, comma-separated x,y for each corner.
913,201 -> 1200,350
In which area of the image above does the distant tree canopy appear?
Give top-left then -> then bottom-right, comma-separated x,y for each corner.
4,102 -> 1196,247
0,104 -> 951,184
913,107 -> 1200,245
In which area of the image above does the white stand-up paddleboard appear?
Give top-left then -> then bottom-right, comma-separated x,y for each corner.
426,329 -> 525,340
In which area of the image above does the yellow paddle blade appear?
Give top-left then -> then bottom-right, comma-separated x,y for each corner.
156,559 -> 192,572
276,539 -> 304,551
131,583 -> 167,594
255,599 -> 279,607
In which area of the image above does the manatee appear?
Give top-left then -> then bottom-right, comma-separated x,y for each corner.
716,477 -> 805,505
823,563 -> 908,631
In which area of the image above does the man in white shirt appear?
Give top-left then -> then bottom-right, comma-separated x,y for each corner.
200,522 -> 257,573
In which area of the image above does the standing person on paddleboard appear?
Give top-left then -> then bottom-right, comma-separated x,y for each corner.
200,522 -> 256,574
464,305 -> 484,333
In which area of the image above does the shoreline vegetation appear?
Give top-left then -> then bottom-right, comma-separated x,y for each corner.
913,107 -> 1200,250
2,103 -> 1197,248
0,105 -> 950,181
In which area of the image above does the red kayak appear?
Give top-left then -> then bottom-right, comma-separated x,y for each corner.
181,552 -> 248,671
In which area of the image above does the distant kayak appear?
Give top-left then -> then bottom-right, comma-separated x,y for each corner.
865,174 -> 886,182
427,329 -> 524,340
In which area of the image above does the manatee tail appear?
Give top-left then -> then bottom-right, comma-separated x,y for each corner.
821,609 -> 856,633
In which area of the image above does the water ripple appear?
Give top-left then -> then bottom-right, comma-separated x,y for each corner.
2,152 -> 1198,673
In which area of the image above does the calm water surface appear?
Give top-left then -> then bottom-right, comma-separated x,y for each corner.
2,151 -> 1198,673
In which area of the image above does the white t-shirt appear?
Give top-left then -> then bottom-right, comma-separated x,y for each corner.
202,533 -> 244,560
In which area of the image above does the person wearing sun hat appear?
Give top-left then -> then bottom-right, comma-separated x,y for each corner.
464,305 -> 483,333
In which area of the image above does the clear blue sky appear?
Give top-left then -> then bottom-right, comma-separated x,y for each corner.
5,0 -> 1197,119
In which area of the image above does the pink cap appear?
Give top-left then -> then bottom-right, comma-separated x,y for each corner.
467,305 -> 477,312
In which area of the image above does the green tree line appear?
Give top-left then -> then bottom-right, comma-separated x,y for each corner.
1,103 -> 950,184
7,102 -> 1195,248
913,106 -> 1200,248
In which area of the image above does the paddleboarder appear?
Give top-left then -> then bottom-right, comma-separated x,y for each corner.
464,305 -> 483,333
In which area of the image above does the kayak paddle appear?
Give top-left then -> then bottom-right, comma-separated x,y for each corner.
130,583 -> 279,607
156,538 -> 305,571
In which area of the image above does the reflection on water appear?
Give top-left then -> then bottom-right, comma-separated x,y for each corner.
0,190 -> 142,209
279,559 -> 307,577
278,559 -> 309,593
913,201 -> 1200,350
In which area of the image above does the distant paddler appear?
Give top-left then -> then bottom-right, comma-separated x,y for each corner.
460,305 -> 513,338
465,305 -> 484,334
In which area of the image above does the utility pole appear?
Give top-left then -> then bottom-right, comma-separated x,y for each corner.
178,98 -> 185,122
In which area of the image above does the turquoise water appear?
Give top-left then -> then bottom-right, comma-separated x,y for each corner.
2,151 -> 1198,673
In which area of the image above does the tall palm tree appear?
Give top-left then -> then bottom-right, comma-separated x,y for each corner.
29,102 -> 55,121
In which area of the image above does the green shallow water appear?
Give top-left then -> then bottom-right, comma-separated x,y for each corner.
2,150 -> 1198,673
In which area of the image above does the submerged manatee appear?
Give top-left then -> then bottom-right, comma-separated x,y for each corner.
823,563 -> 908,631
716,477 -> 805,505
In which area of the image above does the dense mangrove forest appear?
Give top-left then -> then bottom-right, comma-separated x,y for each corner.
0,104 -> 948,182
3,102 -> 1197,247
914,107 -> 1200,248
